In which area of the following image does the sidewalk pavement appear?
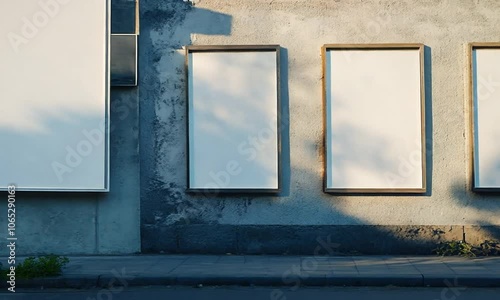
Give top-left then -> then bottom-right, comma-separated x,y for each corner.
2,255 -> 500,289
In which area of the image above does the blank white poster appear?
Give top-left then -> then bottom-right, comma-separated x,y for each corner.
472,48 -> 500,189
0,0 -> 109,191
325,47 -> 424,192
187,48 -> 279,191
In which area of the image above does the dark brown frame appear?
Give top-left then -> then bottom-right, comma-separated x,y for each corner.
185,45 -> 282,194
469,43 -> 500,193
322,44 -> 426,194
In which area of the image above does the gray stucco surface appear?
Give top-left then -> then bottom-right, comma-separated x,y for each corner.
140,0 -> 500,254
2,0 -> 500,256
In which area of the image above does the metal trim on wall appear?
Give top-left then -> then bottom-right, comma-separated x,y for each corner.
111,34 -> 138,87
0,0 -> 111,192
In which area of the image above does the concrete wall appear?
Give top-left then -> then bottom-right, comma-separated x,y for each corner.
0,88 -> 141,255
2,0 -> 500,256
0,0 -> 140,256
141,0 -> 500,254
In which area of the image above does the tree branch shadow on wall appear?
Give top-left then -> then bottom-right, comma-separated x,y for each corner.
307,46 -> 433,196
139,2 -> 499,255
139,0 -> 291,217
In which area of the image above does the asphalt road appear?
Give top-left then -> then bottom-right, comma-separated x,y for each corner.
2,286 -> 499,300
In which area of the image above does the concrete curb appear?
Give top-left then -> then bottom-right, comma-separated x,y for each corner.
2,274 -> 500,289
2,275 -> 98,289
422,276 -> 500,288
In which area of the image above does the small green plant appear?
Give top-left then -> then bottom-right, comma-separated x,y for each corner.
434,240 -> 500,257
2,255 -> 69,279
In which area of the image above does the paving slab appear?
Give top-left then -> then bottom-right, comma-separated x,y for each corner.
0,255 -> 498,289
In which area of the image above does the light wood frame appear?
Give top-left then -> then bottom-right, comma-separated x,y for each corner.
468,43 -> 500,192
185,45 -> 282,194
322,43 -> 426,194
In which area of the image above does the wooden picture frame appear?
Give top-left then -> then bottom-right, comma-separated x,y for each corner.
469,43 -> 500,192
0,0 -> 110,192
185,45 -> 281,193
322,44 -> 426,194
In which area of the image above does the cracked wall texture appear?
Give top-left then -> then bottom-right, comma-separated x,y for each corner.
141,0 -> 500,232
140,0 -> 500,253
2,0 -> 500,256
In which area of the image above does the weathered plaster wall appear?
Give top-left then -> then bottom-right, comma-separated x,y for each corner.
140,0 -> 500,253
0,0 -> 141,256
0,88 -> 141,255
4,0 -> 498,256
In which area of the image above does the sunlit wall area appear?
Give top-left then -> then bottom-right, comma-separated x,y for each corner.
140,0 -> 500,254
1,0 -> 500,255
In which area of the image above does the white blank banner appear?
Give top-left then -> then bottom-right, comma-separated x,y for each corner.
324,45 -> 425,193
471,46 -> 500,190
0,0 -> 109,191
187,46 -> 280,192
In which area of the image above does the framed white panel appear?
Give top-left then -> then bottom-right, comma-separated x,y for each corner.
0,0 -> 110,191
323,44 -> 426,193
186,45 -> 281,193
470,44 -> 500,191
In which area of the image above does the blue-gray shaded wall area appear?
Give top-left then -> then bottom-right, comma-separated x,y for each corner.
0,88 -> 141,255
140,0 -> 500,254
138,0 -> 234,229
112,0 -> 137,34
